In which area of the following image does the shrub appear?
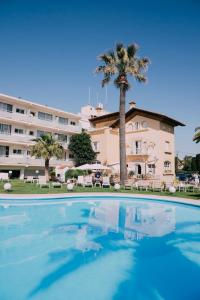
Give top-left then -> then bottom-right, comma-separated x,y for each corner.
65,169 -> 86,181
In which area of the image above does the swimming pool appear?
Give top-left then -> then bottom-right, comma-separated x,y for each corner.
0,196 -> 200,300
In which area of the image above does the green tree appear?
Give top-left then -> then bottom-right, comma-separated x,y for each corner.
193,127 -> 200,143
68,132 -> 96,166
196,154 -> 200,172
183,155 -> 192,171
191,156 -> 197,171
31,134 -> 64,181
96,43 -> 150,185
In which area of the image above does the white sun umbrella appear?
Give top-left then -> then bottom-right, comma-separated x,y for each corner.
89,163 -> 111,170
75,164 -> 91,170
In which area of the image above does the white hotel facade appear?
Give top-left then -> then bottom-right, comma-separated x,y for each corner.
0,93 -> 81,179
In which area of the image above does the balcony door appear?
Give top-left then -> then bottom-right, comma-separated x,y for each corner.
0,146 -> 9,157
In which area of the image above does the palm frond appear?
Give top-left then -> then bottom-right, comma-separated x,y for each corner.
193,127 -> 200,143
127,44 -> 138,59
135,74 -> 147,83
116,43 -> 124,52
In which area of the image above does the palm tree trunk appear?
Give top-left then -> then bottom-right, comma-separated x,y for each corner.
119,85 -> 127,185
45,159 -> 50,181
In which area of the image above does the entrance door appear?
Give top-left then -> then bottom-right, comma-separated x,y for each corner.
136,164 -> 142,175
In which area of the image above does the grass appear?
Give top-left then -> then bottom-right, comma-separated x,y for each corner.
0,179 -> 199,200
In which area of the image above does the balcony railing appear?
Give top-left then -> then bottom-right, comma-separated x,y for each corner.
0,155 -> 72,167
0,110 -> 81,133
127,149 -> 148,155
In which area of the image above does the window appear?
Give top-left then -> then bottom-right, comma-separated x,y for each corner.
38,112 -> 53,122
0,124 -> 11,135
57,134 -> 68,142
0,145 -> 9,157
148,164 -> 155,175
29,131 -> 34,136
16,108 -> 25,114
165,141 -> 171,153
142,121 -> 148,128
164,161 -> 171,172
27,150 -> 31,156
58,117 -> 68,125
128,122 -> 134,131
0,102 -> 13,113
30,111 -> 35,117
13,149 -> 22,155
135,141 -> 142,154
14,128 -> 24,134
93,141 -> 100,152
70,121 -> 76,126
37,130 -> 51,138
135,122 -> 141,130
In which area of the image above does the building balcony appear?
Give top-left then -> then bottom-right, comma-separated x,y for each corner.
0,155 -> 72,167
0,110 -> 81,133
126,149 -> 149,163
0,132 -> 69,149
0,132 -> 34,145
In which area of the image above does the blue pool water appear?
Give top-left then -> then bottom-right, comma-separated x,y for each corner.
0,197 -> 200,300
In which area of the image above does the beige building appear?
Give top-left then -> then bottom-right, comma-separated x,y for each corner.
87,101 -> 185,181
0,93 -> 81,178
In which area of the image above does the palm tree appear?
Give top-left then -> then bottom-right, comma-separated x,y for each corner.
96,43 -> 150,185
193,127 -> 200,143
31,134 -> 65,181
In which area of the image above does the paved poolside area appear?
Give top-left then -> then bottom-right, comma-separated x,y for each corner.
0,193 -> 199,207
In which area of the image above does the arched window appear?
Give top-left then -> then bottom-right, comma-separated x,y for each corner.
164,161 -> 171,171
142,121 -> 148,128
135,122 -> 140,130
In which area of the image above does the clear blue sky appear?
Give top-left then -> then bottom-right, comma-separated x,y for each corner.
0,0 -> 199,156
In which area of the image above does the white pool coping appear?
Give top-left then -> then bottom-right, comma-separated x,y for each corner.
0,192 -> 199,207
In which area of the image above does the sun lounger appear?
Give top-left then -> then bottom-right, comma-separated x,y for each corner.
124,180 -> 132,190
102,177 -> 110,188
77,176 -> 84,186
138,180 -> 149,191
84,176 -> 93,187
152,181 -> 163,192
51,182 -> 62,188
0,173 -> 9,181
38,177 -> 50,188
24,176 -> 34,183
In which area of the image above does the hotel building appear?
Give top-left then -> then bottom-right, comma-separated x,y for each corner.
0,93 -> 81,178
86,101 -> 185,181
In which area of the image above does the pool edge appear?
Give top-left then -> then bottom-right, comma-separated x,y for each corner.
0,192 -> 199,207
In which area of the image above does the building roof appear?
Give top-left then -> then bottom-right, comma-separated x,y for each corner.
0,93 -> 80,119
89,107 -> 185,127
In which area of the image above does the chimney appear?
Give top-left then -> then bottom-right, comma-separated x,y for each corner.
129,101 -> 136,109
96,103 -> 103,114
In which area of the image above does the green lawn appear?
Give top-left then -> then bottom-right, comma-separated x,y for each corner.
0,180 -> 199,200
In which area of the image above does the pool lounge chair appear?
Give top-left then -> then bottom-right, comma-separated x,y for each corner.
38,177 -> 50,188
102,177 -> 110,188
24,176 -> 34,183
0,173 -> 9,181
77,176 -> 84,186
152,181 -> 164,192
138,180 -> 149,191
84,176 -> 93,187
51,182 -> 62,188
124,180 -> 132,190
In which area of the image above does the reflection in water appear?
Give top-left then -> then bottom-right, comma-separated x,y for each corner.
0,199 -> 200,300
89,201 -> 175,240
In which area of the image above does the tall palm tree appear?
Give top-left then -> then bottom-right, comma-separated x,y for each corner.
193,127 -> 200,143
31,134 -> 64,181
96,43 -> 150,185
